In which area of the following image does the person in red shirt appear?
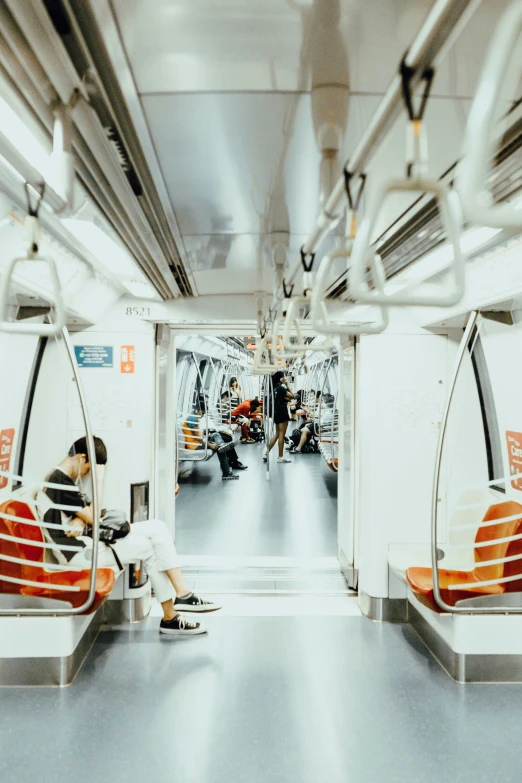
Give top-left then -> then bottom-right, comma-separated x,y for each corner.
232,398 -> 262,443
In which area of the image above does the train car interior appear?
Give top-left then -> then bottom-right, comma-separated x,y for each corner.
3,1 -> 522,781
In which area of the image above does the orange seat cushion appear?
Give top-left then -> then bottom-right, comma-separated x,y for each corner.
0,498 -> 115,612
22,568 -> 115,613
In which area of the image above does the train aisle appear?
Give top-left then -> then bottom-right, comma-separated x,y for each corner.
1,596 -> 521,783
176,441 -> 338,557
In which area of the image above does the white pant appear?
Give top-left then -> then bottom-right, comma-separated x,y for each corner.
70,519 -> 181,604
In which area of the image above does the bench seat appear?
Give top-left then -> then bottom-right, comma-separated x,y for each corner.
0,498 -> 115,613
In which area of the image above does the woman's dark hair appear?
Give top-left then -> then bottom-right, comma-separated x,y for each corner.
69,436 -> 107,465
249,398 -> 261,412
229,377 -> 238,386
272,371 -> 285,386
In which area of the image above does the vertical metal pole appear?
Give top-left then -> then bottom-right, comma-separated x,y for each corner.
431,311 -> 480,612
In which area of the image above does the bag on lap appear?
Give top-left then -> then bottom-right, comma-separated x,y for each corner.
86,509 -> 131,544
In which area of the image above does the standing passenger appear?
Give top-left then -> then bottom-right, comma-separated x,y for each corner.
263,371 -> 295,464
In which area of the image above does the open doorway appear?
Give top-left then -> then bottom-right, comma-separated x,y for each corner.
174,335 -> 347,561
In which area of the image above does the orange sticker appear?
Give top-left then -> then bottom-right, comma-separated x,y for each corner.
120,345 -> 135,374
506,431 -> 522,490
0,428 -> 15,489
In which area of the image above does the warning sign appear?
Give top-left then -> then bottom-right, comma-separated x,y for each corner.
120,345 -> 135,374
0,428 -> 15,489
506,431 -> 522,490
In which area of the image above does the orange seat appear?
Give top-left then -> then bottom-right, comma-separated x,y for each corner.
407,500 -> 522,611
0,499 -> 115,612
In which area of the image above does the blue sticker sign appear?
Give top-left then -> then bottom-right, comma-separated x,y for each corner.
74,346 -> 113,368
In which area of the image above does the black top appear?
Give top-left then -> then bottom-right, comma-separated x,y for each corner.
273,383 -> 290,423
44,469 -> 87,561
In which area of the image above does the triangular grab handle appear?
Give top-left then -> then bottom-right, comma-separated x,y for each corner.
0,255 -> 66,335
350,178 -> 465,307
311,246 -> 389,335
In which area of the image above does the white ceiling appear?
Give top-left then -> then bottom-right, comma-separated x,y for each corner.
107,0 -> 515,295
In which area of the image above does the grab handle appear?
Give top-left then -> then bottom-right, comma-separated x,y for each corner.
350,178 -> 465,307
311,246 -> 389,335
253,333 -> 277,375
278,299 -> 333,354
457,1 -> 522,229
0,254 -> 65,335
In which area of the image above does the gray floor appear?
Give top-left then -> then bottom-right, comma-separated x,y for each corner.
176,441 -> 338,557
2,615 -> 522,783
3,444 -> 522,782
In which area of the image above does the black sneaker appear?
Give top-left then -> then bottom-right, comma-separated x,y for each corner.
231,462 -> 248,470
159,615 -> 207,636
174,593 -> 222,613
217,442 -> 234,454
222,473 -> 239,480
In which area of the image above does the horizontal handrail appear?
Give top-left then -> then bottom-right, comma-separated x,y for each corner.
0,510 -> 82,530
450,512 -> 522,532
449,572 -> 522,591
0,553 -> 84,571
0,574 -> 81,591
448,551 -> 522,571
0,469 -> 81,491
445,532 -> 522,550
0,531 -> 86,552
457,1 -> 522,229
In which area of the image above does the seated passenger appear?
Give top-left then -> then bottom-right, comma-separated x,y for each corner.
232,398 -> 262,443
44,436 -> 219,636
290,401 -> 332,454
194,398 -> 248,479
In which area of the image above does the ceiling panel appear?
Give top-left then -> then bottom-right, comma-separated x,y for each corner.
143,91 -> 472,248
142,92 -> 324,236
112,0 -> 512,98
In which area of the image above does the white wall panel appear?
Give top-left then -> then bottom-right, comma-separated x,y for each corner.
356,330 -> 447,600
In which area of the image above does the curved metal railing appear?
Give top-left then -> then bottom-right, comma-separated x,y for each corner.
0,326 -> 100,615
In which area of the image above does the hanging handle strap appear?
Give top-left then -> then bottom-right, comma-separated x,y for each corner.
400,58 -> 434,181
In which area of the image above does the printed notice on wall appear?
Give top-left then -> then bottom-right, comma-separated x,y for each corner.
120,345 -> 135,374
74,346 -> 113,368
506,431 -> 522,490
0,428 -> 15,489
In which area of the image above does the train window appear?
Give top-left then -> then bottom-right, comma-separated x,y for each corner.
469,329 -> 504,493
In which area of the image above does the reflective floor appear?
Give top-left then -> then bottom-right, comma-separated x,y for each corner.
3,442 -> 522,783
3,613 -> 522,783
176,441 -> 338,557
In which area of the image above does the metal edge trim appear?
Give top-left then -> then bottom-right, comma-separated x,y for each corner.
408,601 -> 522,683
102,595 -> 151,625
359,590 -> 408,622
0,607 -> 103,687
